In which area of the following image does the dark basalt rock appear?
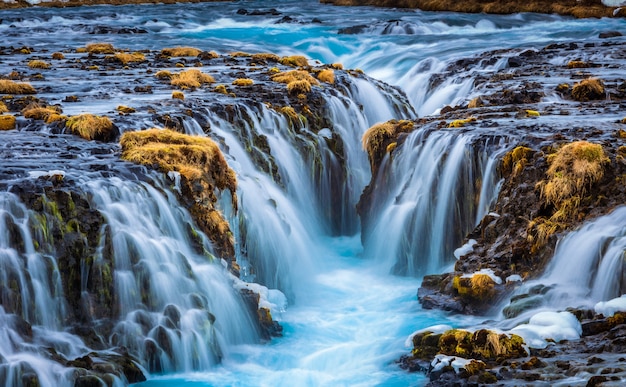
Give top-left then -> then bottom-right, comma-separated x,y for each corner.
599,31 -> 623,39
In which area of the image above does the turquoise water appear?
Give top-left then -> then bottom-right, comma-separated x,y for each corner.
1,1 -> 625,386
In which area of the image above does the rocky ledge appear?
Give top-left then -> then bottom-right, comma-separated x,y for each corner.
322,0 -> 625,18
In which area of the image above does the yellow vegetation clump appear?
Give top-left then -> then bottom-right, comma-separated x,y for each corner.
467,97 -> 483,108
119,129 -> 236,194
438,328 -> 527,361
556,83 -> 570,93
155,70 -> 173,80
65,113 -> 116,141
317,69 -> 335,84
501,146 -> 534,177
566,60 -> 589,69
170,69 -> 215,89
331,63 -> 343,70
116,105 -> 136,114
120,128 -> 238,256
232,78 -> 254,87
161,47 -> 202,57
279,55 -> 309,67
214,84 -> 228,94
172,91 -> 185,100
110,52 -> 145,65
251,53 -> 280,63
449,117 -> 476,128
286,80 -> 311,95
572,78 -> 605,101
22,105 -> 65,124
230,51 -> 251,58
0,102 -> 7,114
0,80 -> 36,94
525,110 -> 540,117
452,273 -> 496,302
51,52 -> 65,60
28,60 -> 51,69
362,119 -> 414,172
85,43 -> 115,54
0,115 -> 16,131
271,70 -> 319,86
278,106 -> 302,127
528,141 -> 609,252
540,141 -> 608,211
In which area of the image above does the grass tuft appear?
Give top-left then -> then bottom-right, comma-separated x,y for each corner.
170,69 -> 215,89
232,78 -> 254,87
28,60 -> 51,69
572,78 -> 605,101
317,69 -> 335,84
0,80 -> 36,94
65,113 -> 116,141
85,43 -> 115,54
161,47 -> 202,57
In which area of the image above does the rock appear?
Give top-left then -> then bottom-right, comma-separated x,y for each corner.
599,31 -> 623,39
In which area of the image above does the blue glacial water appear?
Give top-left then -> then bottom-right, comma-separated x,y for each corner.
0,1 -> 624,386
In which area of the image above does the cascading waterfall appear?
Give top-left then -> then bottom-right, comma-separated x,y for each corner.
1,1 -> 625,386
0,192 -> 90,387
361,129 -> 506,276
82,176 -> 260,372
501,206 -> 626,318
173,73 -> 413,299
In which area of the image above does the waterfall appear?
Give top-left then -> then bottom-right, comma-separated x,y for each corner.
171,72 -> 414,300
0,170 -> 263,385
82,176 -> 260,372
502,206 -> 626,316
361,129 -> 505,276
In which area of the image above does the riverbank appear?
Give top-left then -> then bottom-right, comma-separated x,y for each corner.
322,0 -> 625,18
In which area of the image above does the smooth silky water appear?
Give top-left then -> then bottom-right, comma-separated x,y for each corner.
1,1 -> 625,386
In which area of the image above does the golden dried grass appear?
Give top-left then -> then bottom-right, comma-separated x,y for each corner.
0,115 -> 16,131
170,69 -> 215,89
85,43 -> 115,54
65,114 -> 115,141
232,78 -> 254,87
317,69 -> 335,84
172,91 -> 185,100
271,70 -> 319,86
119,128 -> 236,193
110,52 -> 145,65
572,78 -> 605,101
279,55 -> 309,67
0,80 -> 36,94
161,47 -> 202,57
28,60 -> 51,69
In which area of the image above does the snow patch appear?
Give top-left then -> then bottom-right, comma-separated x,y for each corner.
510,311 -> 581,348
454,239 -> 477,259
602,0 -> 626,6
431,354 -> 474,373
505,274 -> 523,283
595,294 -> 626,317
405,324 -> 452,348
233,279 -> 287,316
461,268 -> 503,285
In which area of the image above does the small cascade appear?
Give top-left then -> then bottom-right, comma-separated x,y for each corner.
0,192 -> 90,387
81,176 -> 260,372
502,207 -> 626,317
361,129 -> 505,277
0,171 -> 264,385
